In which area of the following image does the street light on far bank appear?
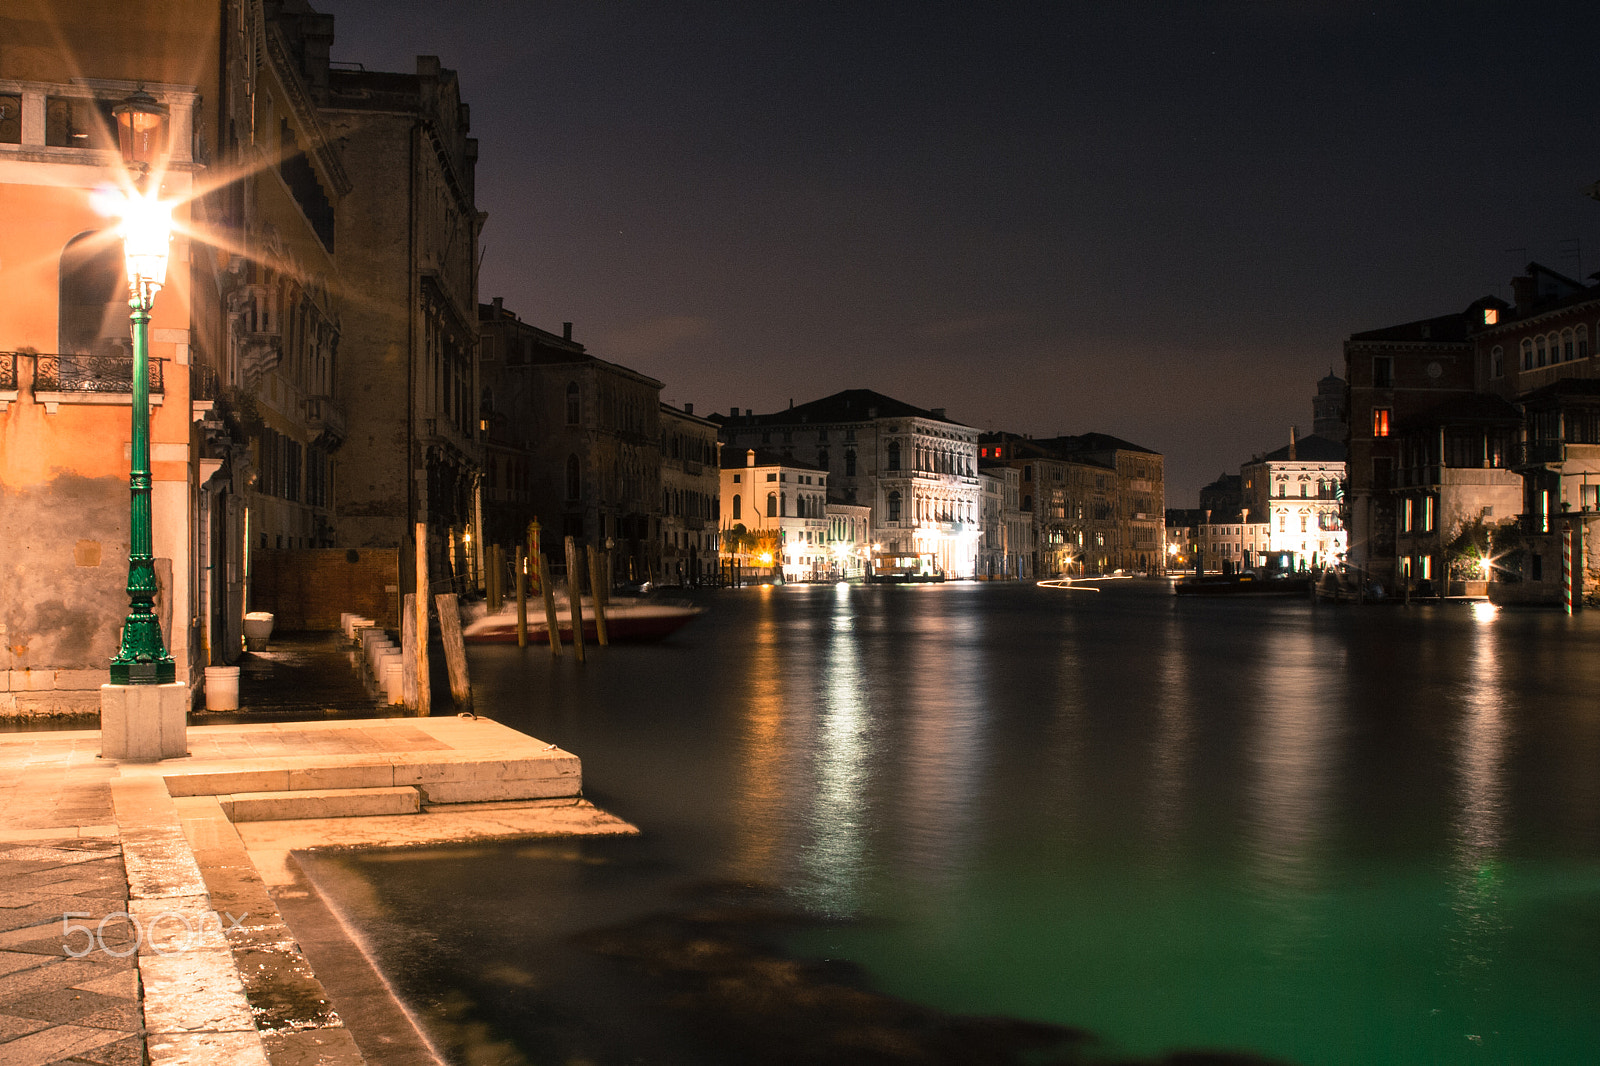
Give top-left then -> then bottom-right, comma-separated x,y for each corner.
107,88 -> 175,686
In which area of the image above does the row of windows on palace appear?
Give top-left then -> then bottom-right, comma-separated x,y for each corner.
1368,404 -> 1600,447
1368,327 -> 1594,387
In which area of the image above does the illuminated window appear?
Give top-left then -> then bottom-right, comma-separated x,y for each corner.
1372,408 -> 1391,437
1483,307 -> 1499,325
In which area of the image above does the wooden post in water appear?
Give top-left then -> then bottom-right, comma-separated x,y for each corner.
435,592 -> 471,707
515,545 -> 528,646
538,552 -> 561,655
588,544 -> 609,645
484,546 -> 493,611
414,522 -> 431,716
401,593 -> 417,708
564,536 -> 586,661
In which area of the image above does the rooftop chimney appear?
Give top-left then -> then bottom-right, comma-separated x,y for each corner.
492,296 -> 503,315
731,406 -> 739,418
1289,426 -> 1297,460
747,448 -> 756,467
563,322 -> 573,341
684,402 -> 694,415
930,407 -> 946,420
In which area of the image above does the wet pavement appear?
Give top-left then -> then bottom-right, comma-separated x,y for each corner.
0,632 -> 626,1065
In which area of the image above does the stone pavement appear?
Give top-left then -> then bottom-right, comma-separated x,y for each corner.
0,694 -> 635,1065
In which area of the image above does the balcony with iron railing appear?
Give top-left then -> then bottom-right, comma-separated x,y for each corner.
2,351 -> 166,413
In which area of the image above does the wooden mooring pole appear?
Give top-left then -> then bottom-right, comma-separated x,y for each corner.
564,536 -> 586,662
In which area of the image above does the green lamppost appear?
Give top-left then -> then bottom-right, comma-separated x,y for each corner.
108,89 -> 175,685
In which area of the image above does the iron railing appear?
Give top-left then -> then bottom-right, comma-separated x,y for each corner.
33,353 -> 163,394
0,351 -> 16,391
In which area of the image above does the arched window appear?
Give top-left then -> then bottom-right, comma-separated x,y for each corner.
887,441 -> 901,471
1522,339 -> 1534,371
565,455 -> 580,500
767,492 -> 777,518
59,231 -> 126,355
565,382 -> 580,424
887,491 -> 902,521
1563,328 -> 1575,361
1579,325 -> 1590,359
1490,345 -> 1504,378
732,494 -> 742,521
1536,335 -> 1547,367
796,495 -> 806,518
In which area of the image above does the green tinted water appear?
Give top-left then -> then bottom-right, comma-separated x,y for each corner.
311,582 -> 1600,1064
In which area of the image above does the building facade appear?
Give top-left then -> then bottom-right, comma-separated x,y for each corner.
0,0 -> 364,709
1343,304 -> 1493,590
716,390 -> 983,579
980,432 -> 1165,576
659,402 -> 721,586
1240,434 -> 1347,571
719,448 -> 830,582
322,54 -> 484,595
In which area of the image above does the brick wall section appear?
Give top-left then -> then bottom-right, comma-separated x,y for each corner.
251,549 -> 400,631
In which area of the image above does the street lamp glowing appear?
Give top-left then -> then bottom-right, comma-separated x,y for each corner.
107,89 -> 175,686
119,192 -> 173,294
112,88 -> 168,173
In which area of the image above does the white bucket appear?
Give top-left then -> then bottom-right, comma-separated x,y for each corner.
204,666 -> 240,711
243,612 -> 275,651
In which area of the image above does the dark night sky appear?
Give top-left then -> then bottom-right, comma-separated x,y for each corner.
317,1 -> 1600,503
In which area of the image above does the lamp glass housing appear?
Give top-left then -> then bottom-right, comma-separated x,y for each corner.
112,89 -> 168,171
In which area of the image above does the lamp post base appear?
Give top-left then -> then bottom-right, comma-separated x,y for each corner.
100,682 -> 188,761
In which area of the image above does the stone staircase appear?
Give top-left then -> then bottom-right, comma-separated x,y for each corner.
160,725 -> 583,823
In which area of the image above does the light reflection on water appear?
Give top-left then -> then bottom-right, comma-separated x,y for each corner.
308,582 -> 1600,1065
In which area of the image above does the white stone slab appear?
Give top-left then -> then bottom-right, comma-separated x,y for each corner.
223,786 -> 421,822
139,947 -> 257,1033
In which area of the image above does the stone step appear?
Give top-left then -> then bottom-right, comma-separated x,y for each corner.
165,750 -> 582,806
220,786 -> 422,823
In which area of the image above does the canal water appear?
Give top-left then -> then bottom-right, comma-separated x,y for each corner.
301,580 -> 1600,1064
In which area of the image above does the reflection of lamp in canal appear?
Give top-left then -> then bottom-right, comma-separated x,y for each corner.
101,88 -> 186,762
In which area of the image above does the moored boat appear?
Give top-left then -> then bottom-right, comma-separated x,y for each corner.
1174,572 -> 1312,597
461,598 -> 703,644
